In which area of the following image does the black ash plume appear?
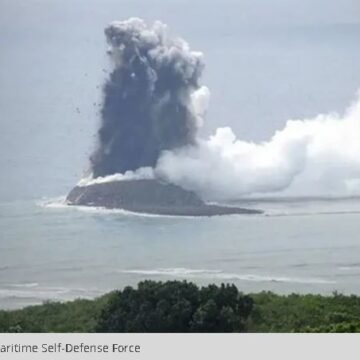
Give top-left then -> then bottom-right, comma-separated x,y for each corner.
90,18 -> 204,177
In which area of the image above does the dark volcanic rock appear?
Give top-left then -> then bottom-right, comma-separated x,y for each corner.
66,179 -> 262,216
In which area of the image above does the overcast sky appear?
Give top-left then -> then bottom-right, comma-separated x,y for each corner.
0,0 -> 360,199
1,0 -> 360,26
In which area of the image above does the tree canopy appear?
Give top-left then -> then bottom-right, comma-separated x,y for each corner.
2,282 -> 360,333
96,280 -> 253,332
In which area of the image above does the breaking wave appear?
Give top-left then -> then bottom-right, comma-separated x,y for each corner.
121,268 -> 335,284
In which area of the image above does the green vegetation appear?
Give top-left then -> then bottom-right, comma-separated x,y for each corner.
248,291 -> 360,332
0,295 -> 111,333
97,281 -> 253,332
1,281 -> 360,333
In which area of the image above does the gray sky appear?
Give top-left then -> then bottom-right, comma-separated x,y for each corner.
1,0 -> 360,26
0,0 -> 360,199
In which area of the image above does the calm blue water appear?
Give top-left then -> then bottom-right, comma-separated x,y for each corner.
1,196 -> 360,309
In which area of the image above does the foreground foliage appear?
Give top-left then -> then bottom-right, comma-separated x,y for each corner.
97,281 -> 253,332
248,291 -> 360,332
1,281 -> 360,333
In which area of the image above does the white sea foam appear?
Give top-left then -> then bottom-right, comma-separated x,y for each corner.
338,265 -> 360,271
9,283 -> 39,288
123,268 -> 223,276
38,197 -> 199,219
37,196 -> 67,208
265,210 -> 360,218
121,268 -> 335,284
0,286 -> 67,300
0,284 -> 102,301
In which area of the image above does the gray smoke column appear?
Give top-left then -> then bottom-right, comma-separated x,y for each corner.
90,18 -> 204,177
85,18 -> 360,200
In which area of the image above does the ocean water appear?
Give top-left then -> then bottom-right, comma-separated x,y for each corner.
1,1 -> 360,311
1,196 -> 360,309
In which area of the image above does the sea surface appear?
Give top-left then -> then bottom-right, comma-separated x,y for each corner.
1,3 -> 360,310
1,196 -> 360,310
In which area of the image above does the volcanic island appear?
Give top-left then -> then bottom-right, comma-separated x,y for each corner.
66,20 -> 262,217
66,179 -> 262,216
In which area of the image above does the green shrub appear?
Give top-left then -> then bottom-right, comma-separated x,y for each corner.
96,281 -> 253,332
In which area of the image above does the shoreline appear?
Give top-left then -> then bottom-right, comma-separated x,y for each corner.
66,180 -> 263,217
1,280 -> 360,333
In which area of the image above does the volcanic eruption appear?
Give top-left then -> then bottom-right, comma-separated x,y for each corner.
66,18 -> 260,216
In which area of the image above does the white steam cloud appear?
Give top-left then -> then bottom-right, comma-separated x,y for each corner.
156,90 -> 360,200
78,167 -> 154,187
82,18 -> 360,201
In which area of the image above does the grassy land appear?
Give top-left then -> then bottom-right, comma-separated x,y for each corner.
1,282 -> 360,333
